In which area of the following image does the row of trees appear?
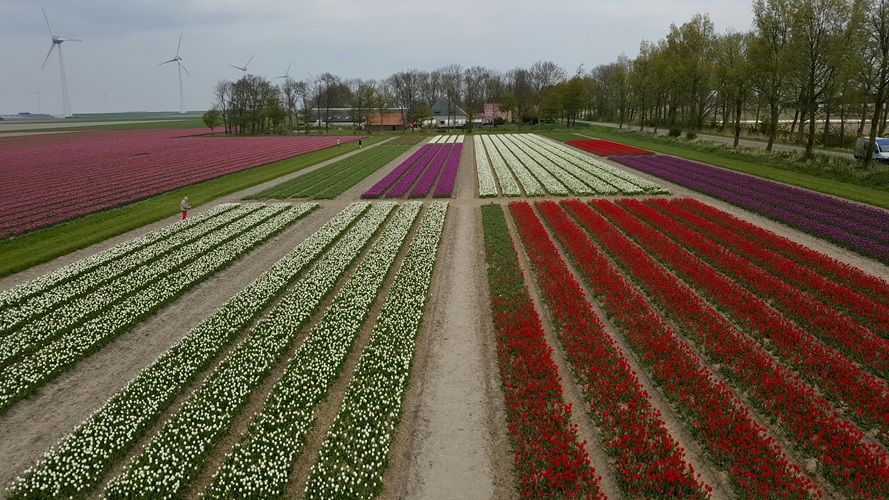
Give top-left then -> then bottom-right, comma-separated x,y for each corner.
207,61 -> 571,136
206,0 -> 889,167
595,0 -> 889,167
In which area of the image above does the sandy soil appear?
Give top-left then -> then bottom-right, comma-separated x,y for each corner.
0,133 -> 886,499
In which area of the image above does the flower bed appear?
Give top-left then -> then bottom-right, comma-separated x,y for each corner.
590,198 -> 889,497
0,130 -> 353,238
203,202 -> 421,498
304,202 -> 448,499
104,203 -> 395,498
479,204 -> 603,499
566,139 -> 653,156
612,154 -> 889,263
7,202 -> 366,499
0,203 -> 314,417
513,201 -> 709,498
555,199 -> 821,498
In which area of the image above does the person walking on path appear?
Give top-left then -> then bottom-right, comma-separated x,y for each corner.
336,137 -> 340,146
180,196 -> 192,220
358,138 -> 362,148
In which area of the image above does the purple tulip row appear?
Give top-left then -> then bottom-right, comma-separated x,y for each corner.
432,144 -> 463,198
613,154 -> 889,263
361,141 -> 462,199
388,144 -> 447,197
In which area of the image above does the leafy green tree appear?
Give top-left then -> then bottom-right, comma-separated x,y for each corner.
499,91 -> 517,124
860,0 -> 889,167
202,107 -> 222,133
751,0 -> 795,150
714,29 -> 754,147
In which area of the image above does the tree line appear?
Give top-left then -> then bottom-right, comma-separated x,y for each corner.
204,0 -> 889,168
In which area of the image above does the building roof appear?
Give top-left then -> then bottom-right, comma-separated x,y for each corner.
430,97 -> 467,118
366,112 -> 405,127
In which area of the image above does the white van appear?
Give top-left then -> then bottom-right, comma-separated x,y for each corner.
854,136 -> 889,163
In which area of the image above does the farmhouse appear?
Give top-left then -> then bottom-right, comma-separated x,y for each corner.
365,112 -> 406,131
426,97 -> 468,127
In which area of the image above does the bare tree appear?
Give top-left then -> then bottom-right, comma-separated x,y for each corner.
389,70 -> 422,126
280,77 -> 300,131
348,78 -> 376,130
439,64 -> 463,129
462,66 -> 491,129
529,60 -> 567,125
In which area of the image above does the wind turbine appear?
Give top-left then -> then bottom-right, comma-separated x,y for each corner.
275,61 -> 292,79
96,89 -> 108,113
159,33 -> 190,114
29,87 -> 41,113
41,7 -> 81,118
228,54 -> 254,76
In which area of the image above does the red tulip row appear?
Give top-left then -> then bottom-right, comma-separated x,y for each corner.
547,199 -> 821,498
614,198 -> 889,437
509,201 -> 710,499
586,198 -> 889,498
565,139 -> 653,156
674,198 -> 889,309
643,198 -> 889,335
480,204 -> 602,499
622,199 -> 889,376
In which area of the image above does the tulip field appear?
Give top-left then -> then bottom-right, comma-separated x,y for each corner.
612,153 -> 889,264
474,133 -> 668,197
0,129 -> 356,239
2,128 -> 889,499
361,135 -> 464,198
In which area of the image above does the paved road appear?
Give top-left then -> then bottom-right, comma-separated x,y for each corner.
578,121 -> 854,160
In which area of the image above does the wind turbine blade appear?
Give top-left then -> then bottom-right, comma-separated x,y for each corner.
159,58 -> 177,65
286,61 -> 291,76
245,54 -> 254,66
181,63 -> 191,77
41,43 -> 55,70
42,7 -> 54,36
176,33 -> 182,57
59,37 -> 82,42
228,64 -> 242,70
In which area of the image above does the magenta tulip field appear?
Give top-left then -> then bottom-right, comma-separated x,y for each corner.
0,130 -> 352,238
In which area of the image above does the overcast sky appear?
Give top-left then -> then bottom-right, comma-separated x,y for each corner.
0,0 -> 754,116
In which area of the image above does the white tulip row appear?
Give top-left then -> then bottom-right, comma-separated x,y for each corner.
507,134 -> 599,195
0,205 -> 288,369
203,202 -> 423,499
524,134 -> 642,193
6,203 -> 382,500
473,136 -> 498,198
104,203 -> 397,500
0,203 -> 239,312
304,201 -> 448,499
526,134 -> 668,194
0,204 -> 312,417
499,134 -> 575,195
0,204 -> 263,336
480,136 -> 522,196
487,135 -> 547,195
497,134 -> 569,196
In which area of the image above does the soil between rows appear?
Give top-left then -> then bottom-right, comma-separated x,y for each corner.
0,136 -> 886,499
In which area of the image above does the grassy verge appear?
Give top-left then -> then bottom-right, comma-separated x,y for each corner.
0,145 -> 355,278
545,127 -> 889,210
